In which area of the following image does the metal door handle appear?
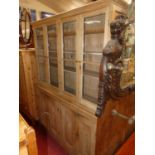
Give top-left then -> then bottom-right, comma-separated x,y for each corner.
112,109 -> 135,125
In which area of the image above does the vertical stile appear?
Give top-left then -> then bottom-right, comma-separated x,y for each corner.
57,20 -> 64,93
76,15 -> 84,103
43,25 -> 50,83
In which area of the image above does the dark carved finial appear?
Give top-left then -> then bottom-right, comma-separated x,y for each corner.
95,14 -> 134,117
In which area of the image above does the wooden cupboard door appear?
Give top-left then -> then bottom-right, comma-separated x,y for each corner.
36,90 -> 42,118
61,106 -> 77,154
55,101 -> 63,137
38,94 -> 50,131
77,115 -> 96,155
48,97 -> 59,135
48,97 -> 63,137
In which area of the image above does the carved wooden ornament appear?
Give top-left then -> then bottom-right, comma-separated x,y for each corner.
96,15 -> 135,117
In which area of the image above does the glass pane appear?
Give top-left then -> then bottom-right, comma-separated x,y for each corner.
83,74 -> 99,104
83,63 -> 99,103
64,61 -> 76,71
49,58 -> 58,87
37,56 -> 47,82
84,14 -> 105,32
84,34 -> 104,53
83,53 -> 102,64
35,27 -> 44,56
83,14 -> 105,103
84,14 -> 105,62
47,25 -> 57,57
63,21 -> 76,94
63,21 -> 76,61
64,70 -> 76,94
47,25 -> 58,87
83,63 -> 100,76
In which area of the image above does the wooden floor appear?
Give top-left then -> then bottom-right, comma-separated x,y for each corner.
116,132 -> 135,155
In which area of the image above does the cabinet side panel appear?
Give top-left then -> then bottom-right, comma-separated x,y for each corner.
19,50 -> 38,120
19,52 -> 29,112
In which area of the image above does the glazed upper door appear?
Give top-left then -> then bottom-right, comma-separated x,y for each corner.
35,27 -> 49,82
63,20 -> 76,95
47,24 -> 59,87
82,13 -> 106,104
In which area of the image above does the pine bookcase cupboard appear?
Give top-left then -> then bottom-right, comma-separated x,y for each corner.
32,0 -> 135,155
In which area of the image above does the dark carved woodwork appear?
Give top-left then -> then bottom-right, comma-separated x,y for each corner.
96,15 -> 135,117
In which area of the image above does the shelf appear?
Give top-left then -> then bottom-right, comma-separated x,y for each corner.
49,50 -> 57,53
83,52 -> 102,54
36,55 -> 48,58
83,70 -> 99,77
64,59 -> 75,63
50,63 -> 57,67
49,57 -> 57,60
84,28 -> 104,34
36,36 -> 43,40
63,31 -> 76,36
83,61 -> 100,66
64,50 -> 76,53
64,67 -> 76,72
48,34 -> 57,37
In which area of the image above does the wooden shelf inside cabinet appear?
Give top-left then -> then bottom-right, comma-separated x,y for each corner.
84,28 -> 104,34
84,51 -> 102,54
64,68 -> 76,72
36,35 -> 43,39
83,70 -> 99,77
64,59 -> 76,62
48,33 -> 57,37
64,50 -> 76,52
83,61 -> 101,65
63,31 -> 76,36
50,63 -> 58,67
49,57 -> 57,61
